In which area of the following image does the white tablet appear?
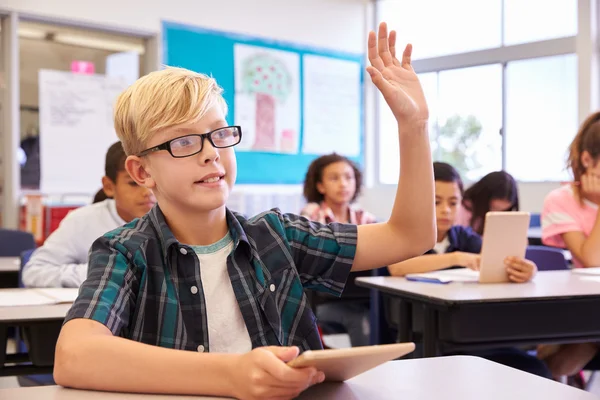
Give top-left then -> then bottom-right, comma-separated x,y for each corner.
479,211 -> 530,284
287,342 -> 415,381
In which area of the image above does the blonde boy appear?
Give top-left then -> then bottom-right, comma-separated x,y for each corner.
54,23 -> 435,399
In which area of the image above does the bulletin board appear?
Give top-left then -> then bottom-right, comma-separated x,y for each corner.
162,21 -> 364,184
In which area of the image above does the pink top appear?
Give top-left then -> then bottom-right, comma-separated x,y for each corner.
541,185 -> 598,268
300,202 -> 377,225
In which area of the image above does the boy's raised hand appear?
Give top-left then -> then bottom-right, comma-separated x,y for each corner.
231,346 -> 324,400
367,22 -> 428,124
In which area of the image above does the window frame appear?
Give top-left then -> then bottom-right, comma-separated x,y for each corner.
373,0 -> 597,185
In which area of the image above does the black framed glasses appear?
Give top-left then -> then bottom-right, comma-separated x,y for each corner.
137,126 -> 242,158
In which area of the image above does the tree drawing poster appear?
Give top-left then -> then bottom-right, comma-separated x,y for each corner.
234,44 -> 300,154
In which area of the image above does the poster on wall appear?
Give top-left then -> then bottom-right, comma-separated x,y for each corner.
233,44 -> 300,154
302,54 -> 361,157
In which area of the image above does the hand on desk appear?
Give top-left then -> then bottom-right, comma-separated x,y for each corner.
505,257 -> 537,283
452,252 -> 481,271
231,346 -> 324,400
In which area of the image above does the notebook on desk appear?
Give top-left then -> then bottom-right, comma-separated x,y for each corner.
0,288 -> 79,307
406,268 -> 479,284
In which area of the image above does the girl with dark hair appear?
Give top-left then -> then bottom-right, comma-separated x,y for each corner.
301,153 -> 375,225
301,153 -> 376,347
456,171 -> 519,235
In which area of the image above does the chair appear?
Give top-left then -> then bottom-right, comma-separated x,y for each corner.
525,245 -> 569,271
0,229 -> 35,257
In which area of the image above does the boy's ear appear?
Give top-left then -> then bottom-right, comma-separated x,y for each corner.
125,155 -> 156,189
101,176 -> 116,198
316,181 -> 326,195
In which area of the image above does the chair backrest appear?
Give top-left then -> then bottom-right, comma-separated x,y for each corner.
19,248 -> 35,288
0,229 -> 35,257
525,245 -> 569,271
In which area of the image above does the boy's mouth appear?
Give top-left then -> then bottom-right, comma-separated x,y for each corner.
195,172 -> 225,185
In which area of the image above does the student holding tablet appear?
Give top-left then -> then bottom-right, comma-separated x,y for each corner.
388,162 -> 536,283
388,162 -> 549,378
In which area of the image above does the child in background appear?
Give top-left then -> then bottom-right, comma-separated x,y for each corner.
388,162 -> 536,282
22,142 -> 155,288
301,153 -> 376,347
538,111 -> 600,379
53,23 -> 436,398
92,189 -> 108,203
456,170 -> 519,235
389,162 -> 548,378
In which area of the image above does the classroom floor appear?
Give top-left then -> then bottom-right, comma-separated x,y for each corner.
2,337 -> 600,395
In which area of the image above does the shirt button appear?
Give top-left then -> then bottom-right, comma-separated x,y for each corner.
180,248 -> 188,255
269,284 -> 276,292
197,345 -> 205,353
190,286 -> 198,295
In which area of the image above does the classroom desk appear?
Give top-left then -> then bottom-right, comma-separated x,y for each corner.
357,271 -> 600,358
0,302 -> 71,377
0,356 -> 596,400
0,257 -> 20,288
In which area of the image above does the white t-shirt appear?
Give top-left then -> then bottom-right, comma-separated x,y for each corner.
433,235 -> 450,254
22,199 -> 126,288
191,233 -> 252,353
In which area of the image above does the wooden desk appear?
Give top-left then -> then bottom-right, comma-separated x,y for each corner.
0,301 -> 71,377
0,257 -> 20,288
0,356 -> 595,399
357,271 -> 600,357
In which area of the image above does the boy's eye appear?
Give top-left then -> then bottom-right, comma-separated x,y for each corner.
128,181 -> 138,187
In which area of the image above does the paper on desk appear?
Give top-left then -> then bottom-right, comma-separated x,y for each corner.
406,268 -> 479,283
0,288 -> 79,307
571,267 -> 600,276
36,288 -> 79,303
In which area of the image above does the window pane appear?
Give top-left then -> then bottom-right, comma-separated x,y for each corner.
503,0 -> 577,45
377,0 -> 501,60
436,65 -> 503,182
505,54 -> 577,182
378,72 -> 438,185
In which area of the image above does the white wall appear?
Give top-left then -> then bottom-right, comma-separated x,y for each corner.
2,0 -> 367,53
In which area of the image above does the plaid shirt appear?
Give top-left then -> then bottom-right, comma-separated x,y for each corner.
65,206 -> 357,352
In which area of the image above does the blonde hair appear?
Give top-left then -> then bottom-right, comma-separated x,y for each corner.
114,66 -> 228,155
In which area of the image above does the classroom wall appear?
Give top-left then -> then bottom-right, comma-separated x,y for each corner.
3,0 -> 367,53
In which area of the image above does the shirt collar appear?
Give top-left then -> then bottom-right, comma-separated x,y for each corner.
148,205 -> 251,263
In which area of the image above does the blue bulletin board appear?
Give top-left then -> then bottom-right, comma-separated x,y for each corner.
162,21 -> 364,184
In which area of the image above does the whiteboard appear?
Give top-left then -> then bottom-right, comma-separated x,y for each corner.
38,70 -> 128,194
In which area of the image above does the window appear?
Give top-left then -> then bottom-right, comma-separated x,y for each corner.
505,54 -> 577,181
377,0 -> 502,60
436,65 -> 503,182
378,72 -> 438,185
376,0 -> 579,184
503,0 -> 577,45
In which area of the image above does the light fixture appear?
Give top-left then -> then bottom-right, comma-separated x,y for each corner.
53,33 -> 145,54
18,27 -> 47,40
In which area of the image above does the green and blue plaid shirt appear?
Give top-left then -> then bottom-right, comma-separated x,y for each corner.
65,206 -> 357,352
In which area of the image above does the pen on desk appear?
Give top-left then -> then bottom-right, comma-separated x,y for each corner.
405,276 -> 450,285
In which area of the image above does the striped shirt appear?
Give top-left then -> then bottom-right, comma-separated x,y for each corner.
65,206 -> 357,352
